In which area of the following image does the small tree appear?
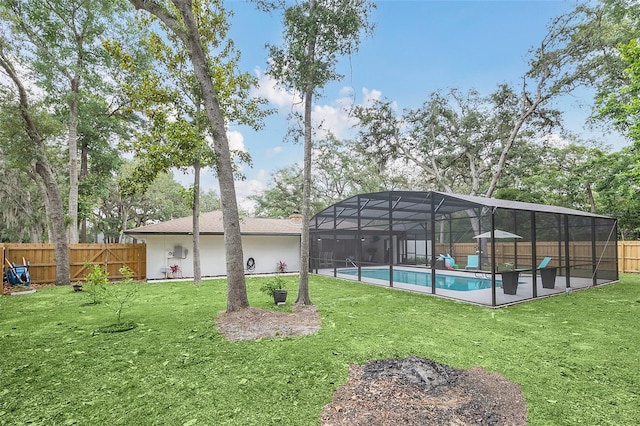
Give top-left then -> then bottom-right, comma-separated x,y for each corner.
102,265 -> 138,325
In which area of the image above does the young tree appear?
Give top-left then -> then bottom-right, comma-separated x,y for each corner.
127,0 -> 262,311
267,0 -> 375,305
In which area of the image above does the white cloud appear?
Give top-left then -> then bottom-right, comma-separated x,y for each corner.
362,87 -> 383,105
234,170 -> 270,214
266,146 -> 284,157
312,102 -> 358,139
253,68 -> 360,139
361,87 -> 398,113
227,130 -> 246,152
205,130 -> 246,152
253,69 -> 301,109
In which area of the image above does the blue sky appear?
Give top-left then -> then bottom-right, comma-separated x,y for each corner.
176,0 -> 627,212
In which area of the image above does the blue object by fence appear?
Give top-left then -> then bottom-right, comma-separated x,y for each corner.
5,263 -> 31,286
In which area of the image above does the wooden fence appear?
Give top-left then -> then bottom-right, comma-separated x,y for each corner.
1,243 -> 146,285
1,240 -> 639,285
619,241 -> 640,273
433,240 -> 637,273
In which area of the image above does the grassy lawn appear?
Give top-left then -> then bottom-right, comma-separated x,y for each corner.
1,274 -> 639,425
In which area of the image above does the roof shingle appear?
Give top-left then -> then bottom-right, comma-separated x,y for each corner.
125,211 -> 301,236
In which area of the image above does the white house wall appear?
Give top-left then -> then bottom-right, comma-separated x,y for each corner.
142,235 -> 301,280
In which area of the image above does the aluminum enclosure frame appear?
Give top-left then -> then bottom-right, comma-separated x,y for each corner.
310,191 -> 618,307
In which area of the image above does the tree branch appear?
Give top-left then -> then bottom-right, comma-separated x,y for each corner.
128,0 -> 189,45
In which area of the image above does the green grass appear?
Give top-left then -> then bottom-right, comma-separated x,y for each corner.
1,274 -> 639,425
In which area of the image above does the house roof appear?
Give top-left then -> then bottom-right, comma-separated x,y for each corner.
125,211 -> 302,236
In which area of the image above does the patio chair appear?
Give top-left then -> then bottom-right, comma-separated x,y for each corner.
537,257 -> 552,269
465,255 -> 479,270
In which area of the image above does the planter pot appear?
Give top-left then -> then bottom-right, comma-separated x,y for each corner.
500,270 -> 521,295
540,267 -> 557,289
273,290 -> 288,305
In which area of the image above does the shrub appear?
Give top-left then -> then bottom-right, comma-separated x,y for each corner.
84,264 -> 109,304
119,265 -> 134,283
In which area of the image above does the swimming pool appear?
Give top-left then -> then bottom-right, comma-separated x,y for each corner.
339,268 -> 501,291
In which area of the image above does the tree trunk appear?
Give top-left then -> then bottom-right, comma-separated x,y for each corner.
32,171 -> 54,242
586,183 -> 596,213
35,160 -> 70,285
129,0 -> 249,311
296,86 -> 313,305
172,0 -> 248,310
67,79 -> 80,243
80,139 -> 89,243
193,161 -> 202,284
119,191 -> 129,242
296,0 -> 317,306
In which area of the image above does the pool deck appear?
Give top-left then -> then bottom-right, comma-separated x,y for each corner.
315,265 -> 602,307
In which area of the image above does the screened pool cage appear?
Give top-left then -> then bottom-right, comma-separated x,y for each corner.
310,191 -> 618,307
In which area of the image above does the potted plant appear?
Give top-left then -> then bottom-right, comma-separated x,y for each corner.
260,275 -> 287,305
169,264 -> 180,278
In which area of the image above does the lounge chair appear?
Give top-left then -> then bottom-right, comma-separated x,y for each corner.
465,255 -> 479,270
537,257 -> 552,269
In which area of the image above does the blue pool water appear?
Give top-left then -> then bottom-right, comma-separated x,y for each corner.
339,268 -> 500,291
